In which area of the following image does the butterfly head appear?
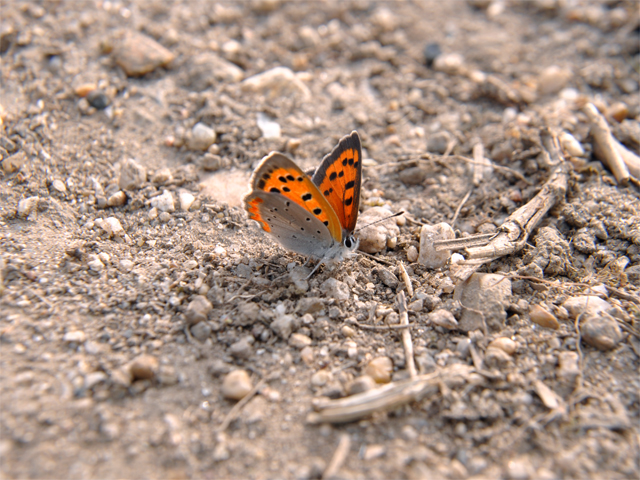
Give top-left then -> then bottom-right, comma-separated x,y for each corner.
342,232 -> 359,253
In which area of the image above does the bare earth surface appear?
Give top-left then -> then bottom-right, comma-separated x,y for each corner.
1,1 -> 639,479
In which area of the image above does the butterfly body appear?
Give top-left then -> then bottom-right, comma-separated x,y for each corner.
244,131 -> 362,270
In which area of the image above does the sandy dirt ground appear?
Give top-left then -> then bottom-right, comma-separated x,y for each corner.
1,1 -> 639,479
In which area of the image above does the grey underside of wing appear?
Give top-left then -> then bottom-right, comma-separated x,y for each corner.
248,192 -> 335,258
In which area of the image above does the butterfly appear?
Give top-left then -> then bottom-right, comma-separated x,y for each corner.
244,131 -> 362,275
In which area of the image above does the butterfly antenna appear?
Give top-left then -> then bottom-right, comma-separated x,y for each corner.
355,211 -> 405,233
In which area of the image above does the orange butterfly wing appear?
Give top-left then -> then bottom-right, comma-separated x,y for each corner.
244,152 -> 343,243
311,131 -> 362,234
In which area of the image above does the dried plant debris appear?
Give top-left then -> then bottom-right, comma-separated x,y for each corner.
1,1 -> 639,479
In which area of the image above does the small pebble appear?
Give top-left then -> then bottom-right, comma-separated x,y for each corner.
483,347 -> 513,370
433,53 -> 464,74
418,222 -> 454,268
150,190 -> 175,213
107,191 -> 127,207
559,131 -> 585,157
113,31 -> 175,77
423,42 -> 442,67
429,309 -> 458,330
158,211 -> 171,223
256,112 -> 281,138
86,89 -> 109,109
179,190 -> 195,211
129,354 -> 159,380
271,314 -> 296,339
356,207 -> 400,254
537,65 -> 572,95
562,296 -> 611,319
311,369 -> 332,387
201,154 -> 231,172
191,322 -> 212,342
341,325 -> 356,337
375,268 -> 398,288
222,369 -> 253,401
406,245 -> 418,262
118,259 -> 134,273
63,330 -> 87,343
119,158 -> 146,191
289,333 -> 312,349
152,168 -> 173,186
580,313 -> 623,351
17,196 -> 39,217
184,295 -> 213,325
488,337 -> 517,355
241,66 -> 310,99
529,304 -> 560,329
187,122 -> 217,151
348,375 -> 377,395
365,356 -> 393,384
300,346 -> 315,365
101,217 -> 125,237
51,179 -> 67,194
320,278 -> 349,301
87,254 -> 104,272
426,131 -> 451,154
229,337 -> 253,358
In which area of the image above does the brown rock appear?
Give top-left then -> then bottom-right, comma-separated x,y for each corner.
222,369 -> 253,400
129,354 -> 159,380
529,304 -> 560,329
113,32 -> 175,77
365,357 -> 393,384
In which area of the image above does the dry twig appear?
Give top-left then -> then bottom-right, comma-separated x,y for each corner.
397,291 -> 417,378
322,433 -> 351,480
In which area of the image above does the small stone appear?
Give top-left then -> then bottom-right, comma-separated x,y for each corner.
297,297 -> 324,314
562,296 -> 611,319
365,357 -> 393,384
187,122 -> 217,151
289,333 -> 312,349
256,112 -> 281,138
559,132 -> 585,157
456,338 -> 471,358
3,151 -> 25,173
185,295 -> 213,325
357,207 -> 401,254
107,190 -> 127,207
241,66 -> 310,99
17,196 -> 39,217
102,217 -> 125,237
408,299 -> 423,313
398,166 -> 428,185
429,309 -> 458,330
191,321 -> 212,342
406,245 -> 418,262
85,371 -> 108,389
86,89 -> 109,110
529,304 -> 560,329
348,375 -> 377,395
424,42 -> 442,67
222,370 -> 253,401
419,222 -> 455,268
158,211 -> 171,223
426,131 -> 452,154
433,53 -> 465,74
300,346 -> 314,365
488,337 -> 517,355
129,354 -> 159,380
110,367 -> 133,387
229,337 -> 253,358
74,83 -> 97,97
87,254 -> 104,272
454,273 -> 512,332
118,259 -> 134,273
376,268 -> 398,288
507,458 -> 534,480
152,168 -> 173,186
483,347 -> 513,371
320,278 -> 349,301
556,351 -> 580,396
98,252 -> 110,264
63,330 -> 87,343
51,179 -> 67,194
311,369 -> 332,387
201,154 -> 231,172
157,365 -> 179,386
150,190 -> 175,213
626,265 -> 640,286
178,190 -> 195,211
271,314 -> 296,340
119,158 -> 146,191
113,31 -> 175,77
580,313 -> 623,351
537,65 -> 572,95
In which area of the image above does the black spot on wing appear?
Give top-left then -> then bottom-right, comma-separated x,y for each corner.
270,187 -> 281,194
313,208 -> 322,215
329,172 -> 337,181
345,181 -> 355,190
302,193 -> 312,201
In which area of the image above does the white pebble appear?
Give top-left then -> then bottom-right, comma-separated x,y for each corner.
150,190 -> 175,213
